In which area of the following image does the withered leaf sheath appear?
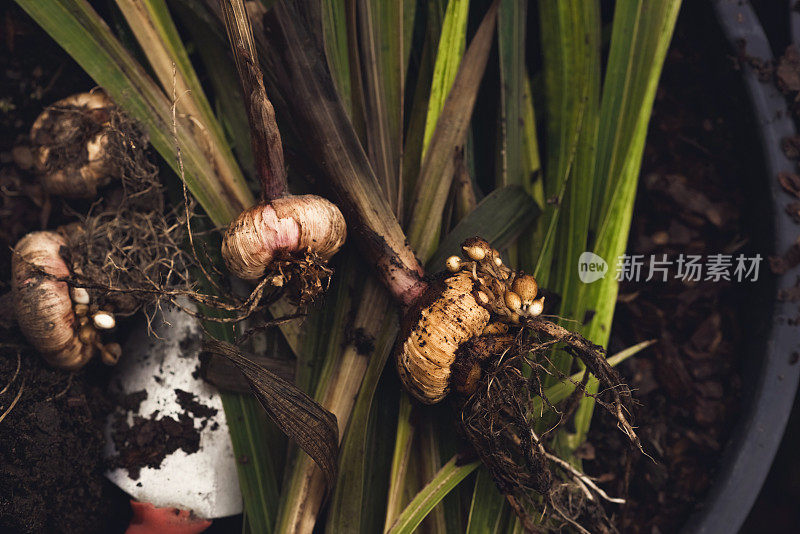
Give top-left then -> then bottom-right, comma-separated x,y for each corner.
30,91 -> 116,198
202,338 -> 339,495
221,194 -> 347,280
12,231 -> 94,369
396,271 -> 490,403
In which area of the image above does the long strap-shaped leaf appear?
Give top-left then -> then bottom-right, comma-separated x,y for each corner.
114,0 -> 246,203
14,0 -> 254,227
406,0 -> 499,262
570,0 -> 681,452
422,0 -> 470,158
496,0 -> 526,189
387,456 -> 481,534
355,0 -> 408,214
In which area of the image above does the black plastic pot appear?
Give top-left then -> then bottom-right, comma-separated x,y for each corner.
682,2 -> 800,532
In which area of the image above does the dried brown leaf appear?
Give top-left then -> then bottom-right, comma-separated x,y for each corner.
202,338 -> 339,495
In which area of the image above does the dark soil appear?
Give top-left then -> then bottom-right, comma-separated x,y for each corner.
104,385 -> 221,481
0,6 -> 134,534
0,346 -> 130,534
107,412 -> 201,481
0,9 -> 93,287
175,388 -> 219,422
586,3 -> 775,533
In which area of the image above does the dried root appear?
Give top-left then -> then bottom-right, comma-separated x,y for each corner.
54,106 -> 289,326
52,106 -> 193,322
459,331 -> 627,533
395,237 -> 639,532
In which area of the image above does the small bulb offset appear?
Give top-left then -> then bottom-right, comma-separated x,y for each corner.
92,311 -> 116,330
511,275 -> 538,302
464,246 -> 485,261
101,342 -> 122,365
446,256 -> 462,272
504,291 -> 522,312
70,287 -> 90,305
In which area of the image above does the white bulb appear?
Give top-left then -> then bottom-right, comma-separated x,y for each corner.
464,246 -> 486,261
71,287 -> 90,305
530,297 -> 545,317
92,312 -> 116,330
446,256 -> 462,272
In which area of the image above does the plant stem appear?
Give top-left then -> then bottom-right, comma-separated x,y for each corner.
220,0 -> 287,201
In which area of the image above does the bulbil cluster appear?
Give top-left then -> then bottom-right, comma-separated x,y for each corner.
397,237 -> 640,531
396,237 -> 545,404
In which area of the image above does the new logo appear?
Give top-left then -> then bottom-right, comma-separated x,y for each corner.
578,252 -> 608,283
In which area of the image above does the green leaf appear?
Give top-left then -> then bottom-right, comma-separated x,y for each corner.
355,0 -> 403,212
401,0 -> 446,202
274,257 -> 360,534
220,393 -> 280,534
465,469 -> 507,534
419,415 -> 448,533
14,0 -> 254,226
321,0 -> 353,116
570,0 -> 681,452
170,0 -> 255,178
530,0 -> 600,293
530,1 -> 602,395
521,77 -> 543,201
116,0 -> 220,141
423,0 -> 470,157
383,394 -> 416,530
496,0 -> 527,189
201,313 -> 280,534
387,456 -> 480,534
406,0 -> 499,262
427,185 -> 540,269
325,301 -> 398,533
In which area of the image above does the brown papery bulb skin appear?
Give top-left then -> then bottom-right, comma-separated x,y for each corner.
221,194 -> 347,280
12,231 -> 94,370
396,272 -> 490,404
31,91 -> 115,198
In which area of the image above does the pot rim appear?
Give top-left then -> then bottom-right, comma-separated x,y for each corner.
684,1 -> 800,532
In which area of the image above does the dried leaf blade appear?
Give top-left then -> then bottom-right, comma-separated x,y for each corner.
203,338 -> 339,494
